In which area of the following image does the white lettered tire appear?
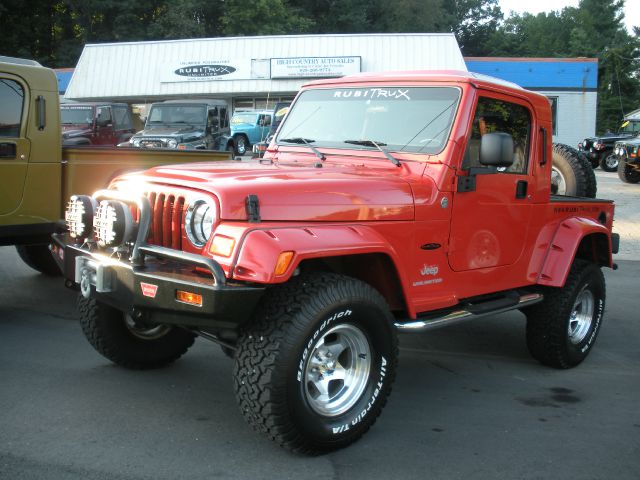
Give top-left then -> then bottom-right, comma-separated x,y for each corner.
233,273 -> 398,454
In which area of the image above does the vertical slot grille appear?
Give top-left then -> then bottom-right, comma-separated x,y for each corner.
144,190 -> 185,249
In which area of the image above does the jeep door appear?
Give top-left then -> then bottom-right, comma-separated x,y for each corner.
96,106 -> 116,145
448,94 -> 533,271
0,75 -> 31,216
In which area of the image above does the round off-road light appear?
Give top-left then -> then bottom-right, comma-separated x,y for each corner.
93,200 -> 134,248
65,195 -> 97,240
185,199 -> 217,247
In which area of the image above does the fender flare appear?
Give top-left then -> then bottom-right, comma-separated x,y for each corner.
231,224 -> 410,302
536,217 -> 612,287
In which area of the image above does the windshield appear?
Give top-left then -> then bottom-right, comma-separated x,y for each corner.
276,87 -> 461,154
620,121 -> 640,135
147,105 -> 206,126
61,106 -> 93,125
231,113 -> 258,125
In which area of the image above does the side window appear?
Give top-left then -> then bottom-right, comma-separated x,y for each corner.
219,107 -> 228,128
97,106 -> 112,125
112,106 -> 132,129
463,97 -> 531,174
260,114 -> 271,127
0,78 -> 24,137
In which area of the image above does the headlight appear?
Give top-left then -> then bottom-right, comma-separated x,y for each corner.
65,195 -> 97,240
167,139 -> 178,148
593,141 -> 603,149
185,199 -> 216,247
93,200 -> 134,248
132,138 -> 141,147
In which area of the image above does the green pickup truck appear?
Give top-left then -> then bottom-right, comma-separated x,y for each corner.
0,56 -> 231,274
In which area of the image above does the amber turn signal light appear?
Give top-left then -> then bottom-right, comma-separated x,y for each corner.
210,235 -> 236,257
176,290 -> 203,307
274,251 -> 294,276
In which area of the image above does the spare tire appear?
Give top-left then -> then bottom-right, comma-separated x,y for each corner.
551,143 -> 597,198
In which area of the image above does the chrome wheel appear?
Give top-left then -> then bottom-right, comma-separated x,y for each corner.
551,165 -> 567,195
568,286 -> 594,344
303,324 -> 371,417
604,154 -> 619,171
125,315 -> 171,340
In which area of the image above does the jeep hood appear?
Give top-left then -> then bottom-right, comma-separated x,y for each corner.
62,126 -> 92,137
118,160 -> 417,222
135,126 -> 204,139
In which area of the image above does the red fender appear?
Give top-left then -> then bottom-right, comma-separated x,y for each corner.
536,217 -> 611,287
232,224 -> 407,284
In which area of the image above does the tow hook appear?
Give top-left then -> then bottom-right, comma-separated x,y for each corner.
79,267 -> 95,298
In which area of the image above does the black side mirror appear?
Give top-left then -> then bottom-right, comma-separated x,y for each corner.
479,132 -> 515,167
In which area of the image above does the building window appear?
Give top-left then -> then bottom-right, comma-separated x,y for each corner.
0,78 -> 24,137
547,96 -> 558,136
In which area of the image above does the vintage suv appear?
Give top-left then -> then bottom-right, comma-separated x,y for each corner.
230,109 -> 273,155
61,102 -> 136,146
613,137 -> 640,184
53,71 -> 618,454
127,99 -> 234,152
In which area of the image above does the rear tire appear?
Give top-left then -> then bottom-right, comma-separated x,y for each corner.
617,158 -> 640,183
78,296 -> 195,369
15,244 -> 61,276
551,143 -> 597,198
524,260 -> 605,368
233,273 -> 398,454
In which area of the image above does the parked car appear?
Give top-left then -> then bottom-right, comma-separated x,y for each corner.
0,56 -> 231,275
230,110 -> 273,155
127,99 -> 234,152
613,137 -> 640,183
252,102 -> 291,157
61,102 -> 136,146
578,109 -> 640,171
54,70 -> 616,454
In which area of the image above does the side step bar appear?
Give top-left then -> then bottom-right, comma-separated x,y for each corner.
395,292 -> 543,333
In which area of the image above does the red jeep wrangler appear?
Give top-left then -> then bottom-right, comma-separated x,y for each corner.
53,71 -> 619,454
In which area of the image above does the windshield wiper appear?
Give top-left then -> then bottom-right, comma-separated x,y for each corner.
280,137 -> 325,161
344,139 -> 401,167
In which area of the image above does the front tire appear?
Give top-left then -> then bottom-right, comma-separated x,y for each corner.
15,244 -> 61,276
524,260 -> 605,368
234,135 -> 248,156
78,296 -> 195,369
233,273 -> 398,454
599,153 -> 619,172
617,158 -> 640,183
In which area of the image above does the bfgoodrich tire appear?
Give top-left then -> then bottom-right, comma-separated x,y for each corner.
551,143 -> 597,198
524,259 -> 605,368
78,296 -> 195,369
233,273 -> 398,454
15,244 -> 61,276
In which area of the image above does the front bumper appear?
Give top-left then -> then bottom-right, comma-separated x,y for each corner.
52,233 -> 265,330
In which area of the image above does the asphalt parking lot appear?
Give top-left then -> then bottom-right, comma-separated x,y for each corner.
1,170 -> 638,480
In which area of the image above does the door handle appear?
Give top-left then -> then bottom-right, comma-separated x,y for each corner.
0,142 -> 17,158
516,180 -> 528,199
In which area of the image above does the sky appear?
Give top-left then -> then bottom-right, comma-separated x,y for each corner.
498,0 -> 639,33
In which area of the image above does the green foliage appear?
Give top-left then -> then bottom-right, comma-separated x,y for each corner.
0,0 -> 637,134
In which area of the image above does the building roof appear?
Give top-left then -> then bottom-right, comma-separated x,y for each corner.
64,33 -> 466,102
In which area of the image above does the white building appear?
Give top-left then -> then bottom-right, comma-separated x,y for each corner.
64,33 -> 596,145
